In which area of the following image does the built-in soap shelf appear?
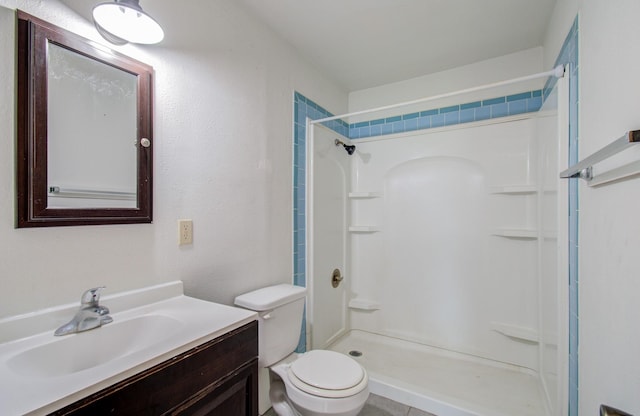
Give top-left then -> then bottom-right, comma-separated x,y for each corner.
490,185 -> 538,239
348,191 -> 382,199
489,185 -> 537,195
349,192 -> 382,233
491,228 -> 538,239
348,299 -> 381,311
349,226 -> 380,233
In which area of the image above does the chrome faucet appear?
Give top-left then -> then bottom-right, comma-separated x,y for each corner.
54,287 -> 113,336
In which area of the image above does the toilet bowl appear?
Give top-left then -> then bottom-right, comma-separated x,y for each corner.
269,350 -> 368,416
234,284 -> 369,416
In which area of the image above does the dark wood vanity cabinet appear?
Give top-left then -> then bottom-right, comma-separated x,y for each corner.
50,321 -> 258,416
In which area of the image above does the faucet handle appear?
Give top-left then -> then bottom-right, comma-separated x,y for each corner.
81,287 -> 105,307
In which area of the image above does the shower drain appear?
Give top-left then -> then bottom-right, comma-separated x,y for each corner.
348,350 -> 363,357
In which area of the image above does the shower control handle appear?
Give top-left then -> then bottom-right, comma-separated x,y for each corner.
331,269 -> 344,288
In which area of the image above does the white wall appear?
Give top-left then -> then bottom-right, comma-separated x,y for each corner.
348,47 -> 544,123
0,0 -> 347,318
545,0 -> 640,414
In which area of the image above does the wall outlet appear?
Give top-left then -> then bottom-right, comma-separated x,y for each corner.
178,219 -> 193,245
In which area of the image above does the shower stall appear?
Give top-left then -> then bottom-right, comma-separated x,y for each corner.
302,72 -> 569,416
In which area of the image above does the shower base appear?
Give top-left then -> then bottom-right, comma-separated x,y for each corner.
328,330 -> 546,416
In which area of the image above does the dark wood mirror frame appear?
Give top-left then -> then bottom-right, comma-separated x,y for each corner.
16,11 -> 153,227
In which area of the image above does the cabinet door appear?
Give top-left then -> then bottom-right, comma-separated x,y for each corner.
172,359 -> 257,416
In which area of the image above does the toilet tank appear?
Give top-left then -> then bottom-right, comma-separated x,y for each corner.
234,284 -> 307,367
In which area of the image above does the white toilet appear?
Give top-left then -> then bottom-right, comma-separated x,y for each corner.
234,284 -> 369,416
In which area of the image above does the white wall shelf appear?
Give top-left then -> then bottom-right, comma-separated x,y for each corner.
348,192 -> 383,199
349,226 -> 380,233
491,228 -> 538,239
348,299 -> 381,311
489,185 -> 537,195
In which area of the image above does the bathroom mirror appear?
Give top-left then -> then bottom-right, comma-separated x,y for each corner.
16,11 -> 153,227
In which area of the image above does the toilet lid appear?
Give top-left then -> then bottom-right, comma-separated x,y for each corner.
287,350 -> 366,398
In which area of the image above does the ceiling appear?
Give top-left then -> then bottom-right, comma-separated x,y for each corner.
60,0 -> 557,92
237,0 -> 557,91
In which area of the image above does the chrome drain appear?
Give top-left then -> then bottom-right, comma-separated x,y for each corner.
348,350 -> 363,357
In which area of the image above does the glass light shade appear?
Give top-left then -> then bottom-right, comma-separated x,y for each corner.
93,1 -> 164,45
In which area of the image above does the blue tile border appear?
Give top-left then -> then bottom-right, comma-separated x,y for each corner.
461,101 -> 481,110
560,16 -> 580,416
347,89 -> 543,139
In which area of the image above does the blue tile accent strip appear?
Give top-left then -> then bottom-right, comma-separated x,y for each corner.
420,109 -> 438,117
440,105 -> 460,113
347,89 -> 543,139
483,96 -> 506,106
508,99 -> 528,115
461,101 -> 481,110
491,103 -> 508,118
560,16 -> 579,416
507,91 -> 532,102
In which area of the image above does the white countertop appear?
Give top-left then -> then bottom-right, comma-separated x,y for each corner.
0,282 -> 257,416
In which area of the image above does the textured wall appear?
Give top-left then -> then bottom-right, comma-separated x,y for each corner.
0,0 -> 347,318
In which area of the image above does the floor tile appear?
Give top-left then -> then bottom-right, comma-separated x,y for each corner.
407,407 -> 437,416
262,393 -> 432,416
359,393 -> 410,415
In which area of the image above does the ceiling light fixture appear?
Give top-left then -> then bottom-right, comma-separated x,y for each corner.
92,0 -> 164,45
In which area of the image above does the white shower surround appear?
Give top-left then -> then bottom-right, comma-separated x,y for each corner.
307,79 -> 568,415
349,117 -> 540,366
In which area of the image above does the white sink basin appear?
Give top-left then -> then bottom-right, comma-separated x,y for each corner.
0,281 -> 257,416
7,314 -> 181,378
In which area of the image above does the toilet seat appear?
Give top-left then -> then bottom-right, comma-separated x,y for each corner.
286,350 -> 367,398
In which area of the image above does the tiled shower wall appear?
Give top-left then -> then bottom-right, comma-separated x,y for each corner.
293,87 -> 545,290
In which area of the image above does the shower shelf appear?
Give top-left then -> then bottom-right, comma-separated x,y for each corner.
349,226 -> 380,233
348,192 -> 382,199
489,185 -> 537,195
491,228 -> 538,239
348,299 -> 381,311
